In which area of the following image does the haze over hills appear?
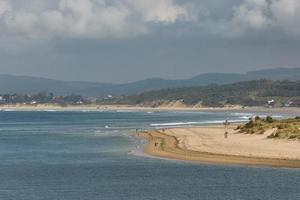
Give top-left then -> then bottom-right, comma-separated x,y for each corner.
118,80 -> 300,107
0,68 -> 299,96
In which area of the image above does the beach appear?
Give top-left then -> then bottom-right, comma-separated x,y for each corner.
138,125 -> 300,168
1,103 -> 300,114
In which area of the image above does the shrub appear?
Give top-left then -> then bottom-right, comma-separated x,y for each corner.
265,116 -> 274,123
277,124 -> 286,129
254,116 -> 261,121
245,120 -> 254,128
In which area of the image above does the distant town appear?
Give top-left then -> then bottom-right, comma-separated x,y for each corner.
0,93 -> 115,106
0,92 -> 299,108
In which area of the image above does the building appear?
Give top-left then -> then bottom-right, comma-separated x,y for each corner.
290,99 -> 300,107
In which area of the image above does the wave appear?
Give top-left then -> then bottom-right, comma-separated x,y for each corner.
150,114 -> 285,127
150,119 -> 248,127
230,112 -> 254,116
240,116 -> 252,120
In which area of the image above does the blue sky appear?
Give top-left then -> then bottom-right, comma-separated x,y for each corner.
0,0 -> 300,83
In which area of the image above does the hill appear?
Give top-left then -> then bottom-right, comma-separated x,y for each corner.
0,74 -> 112,96
117,80 -> 300,107
0,68 -> 299,96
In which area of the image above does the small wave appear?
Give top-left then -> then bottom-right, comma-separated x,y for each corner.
1,109 -> 16,112
91,129 -> 123,137
249,114 -> 283,119
150,119 -> 247,127
240,116 -> 252,120
230,112 -> 253,116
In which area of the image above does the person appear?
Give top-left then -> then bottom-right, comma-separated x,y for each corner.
223,120 -> 230,139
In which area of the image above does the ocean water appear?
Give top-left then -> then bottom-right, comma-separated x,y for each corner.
0,110 -> 299,200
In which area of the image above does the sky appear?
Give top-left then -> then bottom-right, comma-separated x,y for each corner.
0,0 -> 300,83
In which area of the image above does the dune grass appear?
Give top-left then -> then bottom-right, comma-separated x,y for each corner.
236,116 -> 300,139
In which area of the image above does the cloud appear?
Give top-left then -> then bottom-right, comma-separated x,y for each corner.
1,0 -> 300,41
128,0 -> 190,23
229,0 -> 300,37
228,0 -> 272,37
233,0 -> 270,28
270,0 -> 300,35
0,1 -> 9,15
0,0 -> 193,40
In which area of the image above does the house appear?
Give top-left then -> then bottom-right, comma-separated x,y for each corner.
289,99 -> 300,107
30,100 -> 37,105
267,99 -> 283,108
267,99 -> 275,108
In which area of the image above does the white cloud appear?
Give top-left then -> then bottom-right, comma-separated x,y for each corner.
270,0 -> 300,35
128,0 -> 189,23
229,0 -> 271,37
229,0 -> 300,37
0,0 -> 193,40
1,0 -> 300,41
0,1 -> 10,15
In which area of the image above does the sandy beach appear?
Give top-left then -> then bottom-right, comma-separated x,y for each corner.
138,125 -> 300,168
1,104 -> 300,114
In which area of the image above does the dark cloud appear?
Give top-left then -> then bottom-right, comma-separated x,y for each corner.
0,0 -> 299,83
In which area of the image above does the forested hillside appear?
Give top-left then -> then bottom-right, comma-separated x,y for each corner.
117,80 -> 300,107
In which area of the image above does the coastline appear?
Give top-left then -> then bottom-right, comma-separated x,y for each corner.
137,125 -> 300,168
1,104 -> 300,114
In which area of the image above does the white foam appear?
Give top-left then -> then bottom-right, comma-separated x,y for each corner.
240,116 -> 252,119
230,112 -> 253,116
150,119 -> 247,127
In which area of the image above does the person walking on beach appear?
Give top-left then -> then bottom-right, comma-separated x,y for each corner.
223,120 -> 230,139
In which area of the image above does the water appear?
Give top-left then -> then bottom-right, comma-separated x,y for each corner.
0,110 -> 299,200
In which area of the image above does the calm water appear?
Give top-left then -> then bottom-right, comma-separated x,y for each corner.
0,110 -> 299,200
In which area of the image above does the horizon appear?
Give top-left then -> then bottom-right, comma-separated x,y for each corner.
1,67 -> 299,84
0,0 -> 300,83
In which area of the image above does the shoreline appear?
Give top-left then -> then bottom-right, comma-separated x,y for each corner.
1,104 -> 300,114
137,126 -> 300,168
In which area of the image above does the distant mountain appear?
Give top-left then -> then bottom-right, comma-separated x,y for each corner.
0,74 -> 111,95
0,68 -> 299,96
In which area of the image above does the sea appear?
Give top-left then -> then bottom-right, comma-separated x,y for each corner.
0,110 -> 299,200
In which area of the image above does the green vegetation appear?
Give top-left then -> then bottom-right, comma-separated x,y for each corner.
236,116 -> 300,140
117,80 -> 300,107
0,93 -> 87,105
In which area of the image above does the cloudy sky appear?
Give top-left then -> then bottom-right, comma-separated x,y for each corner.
0,0 -> 300,83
